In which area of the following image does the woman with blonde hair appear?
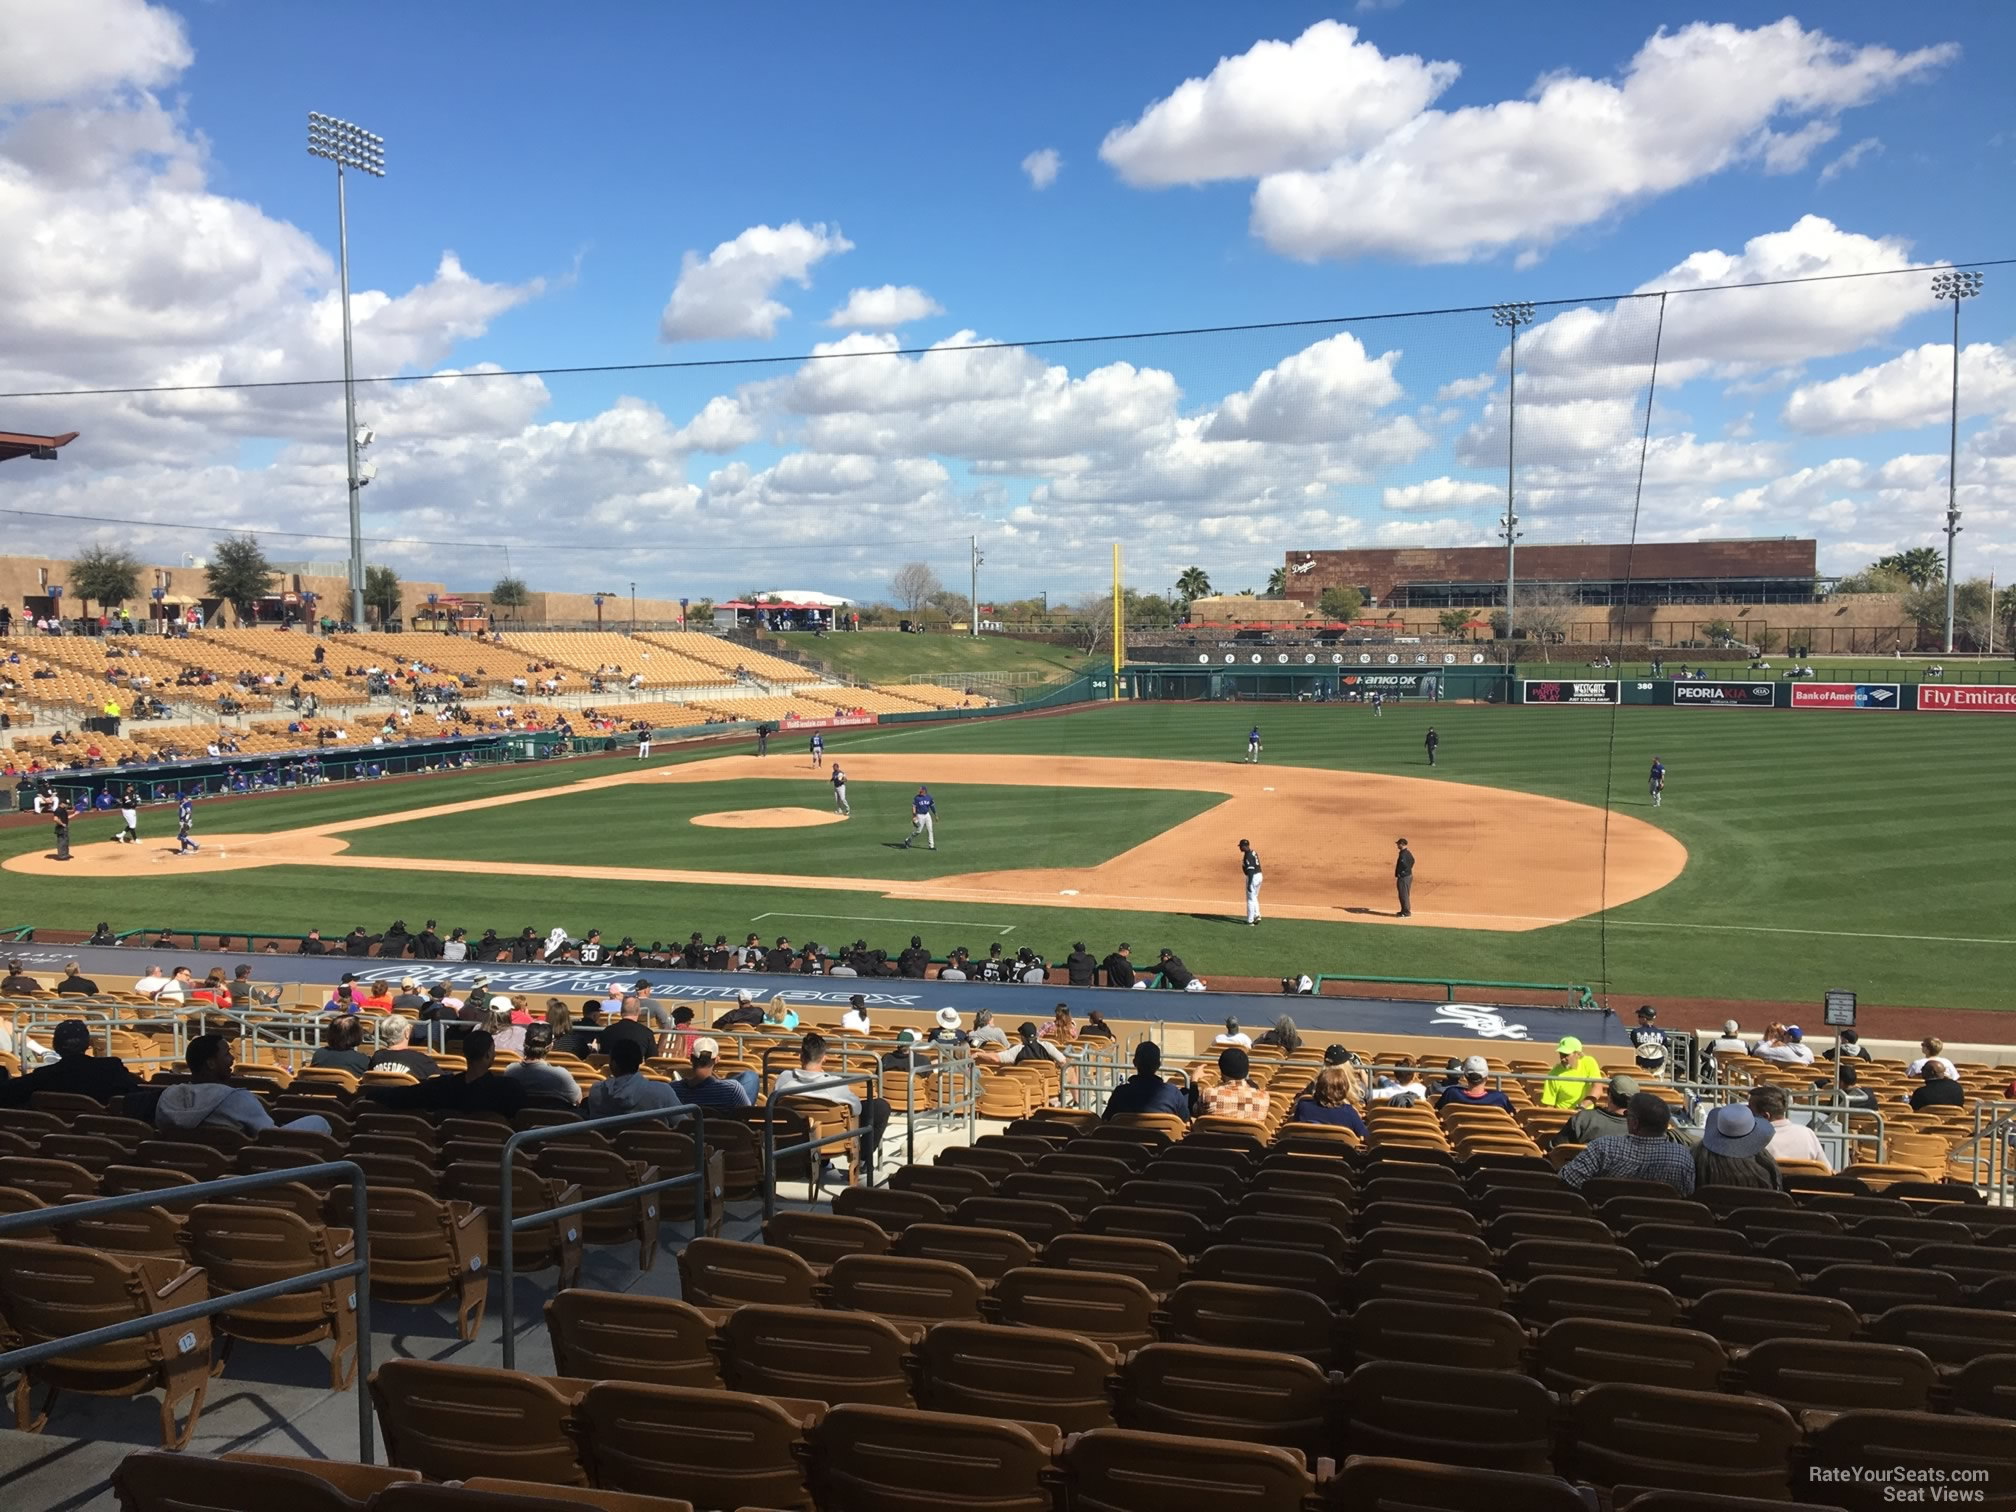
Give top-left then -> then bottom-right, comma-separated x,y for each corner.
1291,1065 -> 1367,1136
1039,1004 -> 1079,1042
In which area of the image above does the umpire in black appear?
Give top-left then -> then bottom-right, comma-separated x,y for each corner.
1394,837 -> 1414,917
51,798 -> 73,862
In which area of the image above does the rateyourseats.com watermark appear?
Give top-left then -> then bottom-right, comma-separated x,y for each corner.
1807,1466 -> 1995,1503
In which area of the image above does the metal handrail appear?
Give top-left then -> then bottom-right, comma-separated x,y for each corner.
1313,972 -> 1600,1009
0,1160 -> 374,1462
759,1071 -> 880,1222
495,1104 -> 708,1370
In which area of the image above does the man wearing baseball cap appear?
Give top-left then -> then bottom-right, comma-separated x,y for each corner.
674,1038 -> 753,1109
1558,1074 -> 1640,1147
0,1019 -> 141,1106
1541,1037 -> 1605,1109
1628,1004 -> 1669,1078
1436,1055 -> 1516,1113
1558,1091 -> 1697,1195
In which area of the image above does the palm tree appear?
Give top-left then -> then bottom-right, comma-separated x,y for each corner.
1266,566 -> 1288,596
1176,567 -> 1212,602
1877,547 -> 1944,590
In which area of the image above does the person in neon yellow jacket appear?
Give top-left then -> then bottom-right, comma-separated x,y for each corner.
1541,1036 -> 1606,1109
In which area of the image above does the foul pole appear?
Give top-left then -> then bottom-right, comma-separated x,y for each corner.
1111,543 -> 1124,699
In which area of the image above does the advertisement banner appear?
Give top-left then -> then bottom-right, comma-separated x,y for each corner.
1671,681 -> 1775,708
1789,683 -> 1902,710
1523,679 -> 1619,705
1340,671 -> 1433,692
1917,684 -> 2016,714
780,712 -> 878,731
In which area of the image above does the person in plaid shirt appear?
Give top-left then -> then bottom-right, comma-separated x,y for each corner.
1200,1046 -> 1270,1119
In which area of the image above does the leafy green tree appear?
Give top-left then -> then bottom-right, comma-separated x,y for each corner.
204,535 -> 274,624
1437,608 -> 1475,636
68,546 -> 143,616
1318,586 -> 1364,622
490,576 -> 531,620
1877,547 -> 1944,589
1833,564 -> 1907,595
687,597 -> 714,626
364,564 -> 402,626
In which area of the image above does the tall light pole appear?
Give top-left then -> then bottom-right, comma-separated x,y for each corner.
307,112 -> 385,631
970,535 -> 985,638
1931,270 -> 1983,653
630,581 -> 637,631
1492,303 -> 1535,646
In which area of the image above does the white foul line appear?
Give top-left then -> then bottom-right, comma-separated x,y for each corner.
752,911 -> 1017,935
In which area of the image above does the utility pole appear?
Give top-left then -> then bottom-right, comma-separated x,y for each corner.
1932,270 -> 1984,653
970,535 -> 984,638
1492,302 -> 1535,649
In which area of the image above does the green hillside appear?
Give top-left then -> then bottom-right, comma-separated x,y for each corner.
769,630 -> 1091,686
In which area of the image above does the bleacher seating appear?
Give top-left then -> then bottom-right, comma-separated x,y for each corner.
500,633 -> 731,689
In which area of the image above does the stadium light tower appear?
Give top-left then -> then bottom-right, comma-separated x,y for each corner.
307,112 -> 385,631
1492,303 -> 1536,644
1931,269 -> 1984,653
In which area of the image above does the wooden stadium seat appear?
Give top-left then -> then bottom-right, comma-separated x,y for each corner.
1336,1360 -> 1556,1472
887,1163 -> 993,1206
1866,1304 -> 2016,1369
893,1221 -> 1036,1282
822,1253 -> 985,1334
1735,1337 -> 1936,1413
831,1184 -> 945,1235
804,1402 -> 1056,1512
1188,1242 -> 1348,1308
715,1302 -> 911,1407
1084,1203 -> 1214,1257
1346,1298 -> 1527,1372
1114,1342 -> 1328,1459
1650,1252 -> 1801,1300
1042,1232 -> 1189,1295
1322,1456 -> 1588,1512
1351,1257 -> 1505,1311
544,1291 -> 719,1388
678,1237 -> 819,1313
1801,1410 -> 2016,1512
0,1239 -> 211,1448
370,1359 -> 587,1485
763,1211 -> 891,1272
1536,1318 -> 1728,1393
441,1161 -> 582,1289
911,1319 -> 1117,1431
111,1450 -> 406,1512
989,1265 -> 1158,1350
1059,1425 -> 1315,1512
1689,1288 -> 1861,1348
569,1381 -> 817,1511
1510,1274 -> 1681,1329
1157,1280 -> 1337,1367
1564,1383 -> 1800,1499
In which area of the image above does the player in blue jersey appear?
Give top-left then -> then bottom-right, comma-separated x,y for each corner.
900,786 -> 936,850
176,794 -> 200,854
1649,756 -> 1666,809
809,732 -> 824,768
1246,726 -> 1261,763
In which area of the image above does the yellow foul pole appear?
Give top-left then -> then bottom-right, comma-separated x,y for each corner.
1111,543 -> 1124,699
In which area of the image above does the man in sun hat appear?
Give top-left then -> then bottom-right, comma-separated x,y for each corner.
1541,1036 -> 1605,1109
926,1006 -> 965,1046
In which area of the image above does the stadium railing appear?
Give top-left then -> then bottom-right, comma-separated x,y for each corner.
1315,973 -> 1599,1009
757,1072 -> 881,1224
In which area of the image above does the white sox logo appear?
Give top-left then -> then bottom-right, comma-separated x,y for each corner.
1429,1003 -> 1533,1040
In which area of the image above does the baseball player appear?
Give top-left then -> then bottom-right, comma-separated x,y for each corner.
831,763 -> 850,817
118,785 -> 140,845
1238,838 -> 1263,926
1246,725 -> 1261,763
1649,756 -> 1666,809
176,794 -> 199,854
1371,691 -> 1384,717
809,732 -> 824,768
1424,726 -> 1439,768
1394,837 -> 1415,917
637,730 -> 652,761
900,786 -> 937,850
50,798 -> 72,862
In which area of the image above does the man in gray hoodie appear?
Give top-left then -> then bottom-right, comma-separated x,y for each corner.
583,1037 -> 678,1119
156,1034 -> 332,1135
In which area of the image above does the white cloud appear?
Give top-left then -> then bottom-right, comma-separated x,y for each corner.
1101,21 -> 1457,185
1382,477 -> 1501,512
1375,517 -> 1491,547
1021,148 -> 1061,189
1204,332 -> 1408,443
657,221 -> 851,342
824,284 -> 944,328
1818,136 -> 1883,183
1437,373 -> 1495,401
1782,341 -> 2016,434
0,0 -> 189,107
1121,19 -> 1955,263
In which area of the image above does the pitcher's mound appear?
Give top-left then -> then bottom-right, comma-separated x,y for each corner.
691,808 -> 847,829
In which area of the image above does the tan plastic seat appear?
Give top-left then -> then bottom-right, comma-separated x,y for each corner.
1351,1257 -> 1505,1310
1159,1280 -> 1338,1367
1562,1382 -> 1799,1498
1650,1251 -> 1800,1300
350,1150 -> 443,1199
1221,1212 -> 1350,1261
831,1184 -> 946,1234
1059,1425 -> 1316,1512
1042,1232 -> 1189,1294
369,1358 -> 587,1485
448,1484 -> 694,1512
1866,1304 -> 2016,1369
55,1202 -> 189,1262
990,1265 -> 1158,1350
1802,1410 -> 2016,1512
910,1319 -> 1118,1431
138,1140 -> 237,1184
998,1170 -> 1111,1221
677,1237 -> 819,1313
533,1145 -> 660,1270
804,1401 -> 1057,1512
38,1134 -> 130,1178
1082,1203 -> 1213,1257
111,1449 -> 406,1512
715,1302 -> 912,1406
1688,1288 -> 1860,1348
185,1203 -> 358,1390
763,1211 -> 891,1272
570,1381 -> 818,1511
1034,1151 -> 1136,1187
441,1161 -> 582,1289
544,1290 -> 719,1388
1188,1243 -> 1348,1308
1950,1355 -> 2016,1418
953,1196 -> 1078,1249
0,1239 -> 211,1448
1536,1318 -> 1728,1393
1322,1455 -> 1589,1512
1115,1340 -> 1328,1457
823,1253 -> 985,1334
0,1156 -> 98,1204
895,1221 -> 1037,1282
1736,1337 -> 1936,1413
1811,1263 -> 1962,1317
886,1163 -> 993,1205
1336,1360 -> 1556,1473
329,1184 -> 488,1341
1346,1298 -> 1527,1371
1497,1238 -> 1643,1285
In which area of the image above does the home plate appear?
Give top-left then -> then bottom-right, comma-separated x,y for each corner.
1264,786 -> 1275,792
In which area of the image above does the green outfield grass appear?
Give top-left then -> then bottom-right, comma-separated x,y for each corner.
338,777 -> 1220,876
770,630 -> 1090,685
7,700 -> 2011,1008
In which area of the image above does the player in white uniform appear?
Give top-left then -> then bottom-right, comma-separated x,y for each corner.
830,764 -> 849,816
1239,838 -> 1263,926
901,787 -> 936,849
118,786 -> 140,845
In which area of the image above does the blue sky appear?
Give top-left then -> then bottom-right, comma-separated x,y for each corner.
0,0 -> 2011,601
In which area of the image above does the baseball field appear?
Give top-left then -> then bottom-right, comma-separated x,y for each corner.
5,699 -> 2010,1010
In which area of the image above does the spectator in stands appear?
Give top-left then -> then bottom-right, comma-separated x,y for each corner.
555,1002 -> 600,1059
584,1036 -> 678,1118
1906,1038 -> 1945,1076
324,983 -> 358,1016
676,1039 -> 753,1109
840,995 -> 873,1035
157,966 -> 194,1004
1694,1104 -> 1782,1190
359,980 -> 396,1012
297,928 -> 328,955
371,1029 -> 528,1114
776,1032 -> 890,1180
132,963 -> 172,998
413,921 -> 443,959
1910,1058 -> 1965,1112
389,978 -> 427,1015
1079,1009 -> 1116,1042
1541,1037 -> 1604,1109
369,1016 -> 439,1081
1368,1059 -> 1435,1107
1820,1029 -> 1870,1062
601,996 -> 657,1063
714,990 -> 766,1031
441,928 -> 469,962
1756,1024 -> 1815,1066
1199,1047 -> 1269,1120
1559,1092 -> 1696,1195
311,1015 -> 371,1075
1828,1063 -> 1878,1112
0,959 -> 40,994
0,1019 -> 139,1105
1438,1056 -> 1516,1113
1557,1075 -> 1651,1147
480,998 -> 528,1056
1290,1065 -> 1368,1135
1103,1041 -> 1190,1122
1102,942 -> 1136,989
506,1022 -> 580,1104
1040,1005 -> 1079,1043
980,1021 -> 1064,1069
966,1009 -> 1008,1053
1256,1015 -> 1302,1053
159,1034 -> 332,1135
1212,1017 -> 1252,1048
54,962 -> 99,996
1747,1084 -> 1831,1171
